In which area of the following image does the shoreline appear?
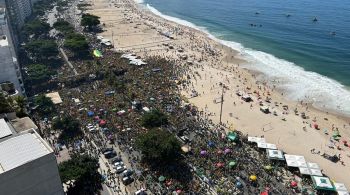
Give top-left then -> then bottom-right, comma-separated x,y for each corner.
144,2 -> 350,118
88,0 -> 350,188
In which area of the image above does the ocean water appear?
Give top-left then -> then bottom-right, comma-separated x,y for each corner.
138,0 -> 350,116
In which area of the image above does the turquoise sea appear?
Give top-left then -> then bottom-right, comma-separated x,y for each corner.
138,0 -> 350,116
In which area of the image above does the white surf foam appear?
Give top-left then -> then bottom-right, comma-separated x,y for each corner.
134,0 -> 144,4
145,4 -> 350,116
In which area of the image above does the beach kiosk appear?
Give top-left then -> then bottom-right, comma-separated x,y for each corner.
267,149 -> 285,161
311,176 -> 336,192
333,183 -> 349,195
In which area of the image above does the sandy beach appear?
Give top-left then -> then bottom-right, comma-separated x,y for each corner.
88,0 -> 350,188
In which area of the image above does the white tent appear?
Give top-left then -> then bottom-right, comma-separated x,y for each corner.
257,142 -> 277,149
299,167 -> 323,176
334,183 -> 349,195
284,154 -> 307,168
247,136 -> 266,143
307,162 -> 320,169
142,107 -> 150,112
267,149 -> 284,160
298,162 -> 323,176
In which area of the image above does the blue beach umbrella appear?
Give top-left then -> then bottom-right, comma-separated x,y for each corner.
87,111 -> 94,117
208,141 -> 215,147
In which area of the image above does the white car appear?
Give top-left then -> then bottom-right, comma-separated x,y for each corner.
115,166 -> 126,173
113,161 -> 124,167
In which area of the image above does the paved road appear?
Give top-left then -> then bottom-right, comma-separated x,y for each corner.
59,48 -> 79,75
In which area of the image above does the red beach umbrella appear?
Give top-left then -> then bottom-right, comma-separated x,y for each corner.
290,181 -> 298,187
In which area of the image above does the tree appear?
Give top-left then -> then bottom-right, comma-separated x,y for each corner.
34,94 -> 55,115
81,14 -> 100,30
64,33 -> 89,56
0,93 -> 13,114
14,96 -> 27,117
53,116 -> 82,143
53,19 -> 74,34
136,129 -> 181,163
59,154 -> 102,195
22,19 -> 50,37
141,110 -> 168,128
26,64 -> 52,82
25,39 -> 58,60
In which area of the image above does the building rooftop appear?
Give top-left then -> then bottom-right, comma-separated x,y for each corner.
11,117 -> 38,133
0,132 -> 51,173
0,119 -> 13,139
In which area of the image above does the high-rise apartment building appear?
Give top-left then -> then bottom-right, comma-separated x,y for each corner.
0,7 -> 24,95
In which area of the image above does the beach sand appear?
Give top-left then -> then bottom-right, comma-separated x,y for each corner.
88,0 -> 350,188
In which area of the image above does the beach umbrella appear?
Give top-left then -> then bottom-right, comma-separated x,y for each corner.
224,148 -> 231,154
112,108 -> 117,112
249,175 -> 257,182
235,181 -> 242,188
264,165 -> 273,171
87,111 -> 94,117
158,176 -> 165,182
313,123 -> 319,129
227,131 -> 237,141
99,120 -> 107,126
216,162 -> 224,168
229,161 -> 236,168
200,150 -> 207,156
290,181 -> 298,188
260,191 -> 268,195
217,149 -> 223,155
93,49 -> 103,58
176,189 -> 182,194
166,180 -> 172,186
94,116 -> 99,120
208,141 -> 215,147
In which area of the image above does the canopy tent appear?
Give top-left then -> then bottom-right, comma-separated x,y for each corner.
158,176 -> 166,182
228,161 -> 236,168
181,145 -> 191,153
267,149 -> 285,160
298,162 -> 323,176
248,136 -> 266,143
307,162 -> 320,169
311,176 -> 336,191
142,107 -> 150,112
257,142 -> 277,149
334,183 -> 349,195
93,49 -> 103,58
227,132 -> 237,141
299,167 -> 323,176
284,154 -> 307,168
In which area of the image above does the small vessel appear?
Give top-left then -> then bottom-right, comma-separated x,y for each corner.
285,14 -> 291,17
330,31 -> 336,36
313,17 -> 318,22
